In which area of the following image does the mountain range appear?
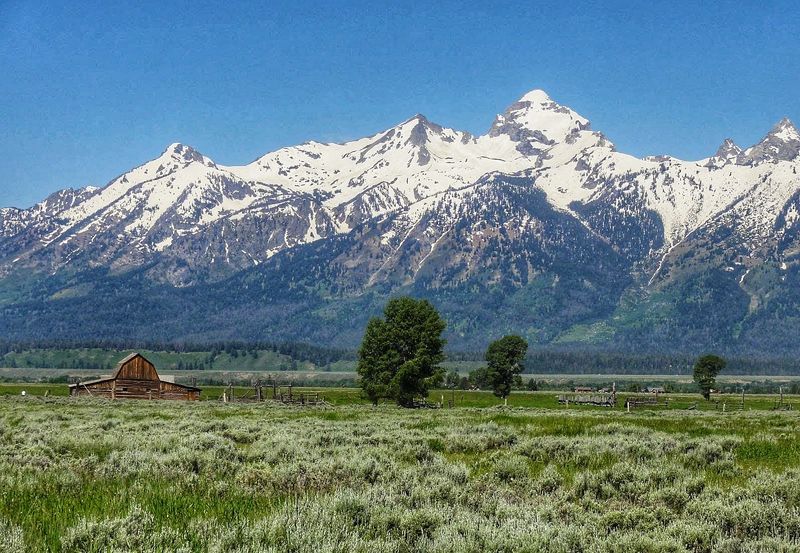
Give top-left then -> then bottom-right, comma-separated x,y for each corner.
3,89 -> 800,355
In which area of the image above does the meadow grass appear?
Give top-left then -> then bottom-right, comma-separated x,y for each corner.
1,395 -> 800,551
3,383 -> 797,412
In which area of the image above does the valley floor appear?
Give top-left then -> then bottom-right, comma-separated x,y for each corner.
2,383 -> 799,411
1,396 -> 800,551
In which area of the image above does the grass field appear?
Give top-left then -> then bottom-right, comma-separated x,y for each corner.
1,393 -> 800,551
1,382 -> 798,411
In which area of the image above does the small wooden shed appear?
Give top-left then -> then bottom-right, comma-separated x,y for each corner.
69,353 -> 200,400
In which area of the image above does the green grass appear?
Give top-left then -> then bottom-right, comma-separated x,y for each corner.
2,393 -> 800,551
0,383 -> 70,397
3,382 -> 800,412
3,474 -> 283,551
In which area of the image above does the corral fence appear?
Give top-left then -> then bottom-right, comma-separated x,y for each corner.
219,380 -> 328,406
557,394 -> 617,407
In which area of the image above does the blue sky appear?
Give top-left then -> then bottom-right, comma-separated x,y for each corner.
1,0 -> 798,208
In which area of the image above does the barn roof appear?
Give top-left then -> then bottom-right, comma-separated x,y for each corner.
116,352 -> 141,366
161,379 -> 201,392
68,377 -> 114,389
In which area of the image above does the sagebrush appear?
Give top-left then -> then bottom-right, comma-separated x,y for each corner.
1,397 -> 799,551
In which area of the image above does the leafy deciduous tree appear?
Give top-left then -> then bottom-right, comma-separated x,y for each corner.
357,297 -> 446,407
468,366 -> 489,389
485,335 -> 528,403
444,370 -> 460,389
693,354 -> 726,400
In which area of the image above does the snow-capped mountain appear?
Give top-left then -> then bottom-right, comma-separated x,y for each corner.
2,90 -> 800,353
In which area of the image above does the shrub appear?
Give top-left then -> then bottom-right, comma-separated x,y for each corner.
0,520 -> 24,553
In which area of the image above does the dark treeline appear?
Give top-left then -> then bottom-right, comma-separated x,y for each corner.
524,350 -> 800,375
2,339 -> 800,375
0,339 -> 356,367
447,349 -> 800,375
446,374 -> 800,396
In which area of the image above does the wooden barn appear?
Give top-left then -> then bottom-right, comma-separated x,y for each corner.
69,353 -> 200,400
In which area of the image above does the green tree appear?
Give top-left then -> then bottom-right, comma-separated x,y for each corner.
357,297 -> 446,407
485,335 -> 528,404
444,369 -> 460,389
468,366 -> 489,389
693,354 -> 726,400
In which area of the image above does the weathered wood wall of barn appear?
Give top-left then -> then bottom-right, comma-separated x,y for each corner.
116,355 -> 159,380
71,380 -> 198,400
71,380 -> 114,399
69,353 -> 199,400
161,381 -> 200,400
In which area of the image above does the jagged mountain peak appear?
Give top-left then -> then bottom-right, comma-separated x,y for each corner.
41,185 -> 99,206
741,117 -> 800,165
705,138 -> 743,168
159,142 -> 216,168
716,138 -> 742,155
767,117 -> 800,142
335,112 -> 477,170
398,113 -> 450,147
488,89 -> 591,154
395,112 -> 436,133
517,88 -> 554,104
8,186 -> 100,219
403,113 -> 431,124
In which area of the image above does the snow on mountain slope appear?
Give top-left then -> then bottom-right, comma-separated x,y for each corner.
0,186 -> 99,236
0,186 -> 101,261
741,118 -> 800,164
54,143 -> 230,235
2,89 -> 800,291
0,208 -> 25,238
488,89 -> 591,154
228,113 -> 533,213
705,139 -> 743,168
528,119 -> 800,267
0,143 -> 329,279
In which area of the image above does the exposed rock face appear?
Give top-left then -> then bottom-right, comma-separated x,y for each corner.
705,139 -> 744,168
488,89 -> 592,155
741,119 -> 800,165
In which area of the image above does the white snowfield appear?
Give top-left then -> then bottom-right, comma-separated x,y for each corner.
3,89 -> 800,279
